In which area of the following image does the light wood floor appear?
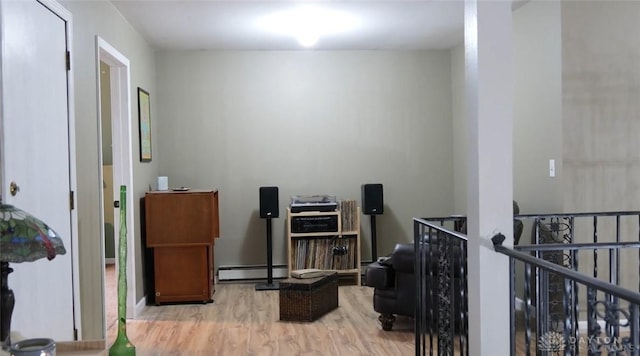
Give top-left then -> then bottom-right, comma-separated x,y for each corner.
103,268 -> 625,356
105,264 -> 117,333
105,280 -> 414,355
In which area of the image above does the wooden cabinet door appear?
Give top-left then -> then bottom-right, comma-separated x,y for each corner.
154,246 -> 210,304
145,190 -> 218,246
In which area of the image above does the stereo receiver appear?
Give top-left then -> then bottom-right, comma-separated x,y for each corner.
291,215 -> 339,233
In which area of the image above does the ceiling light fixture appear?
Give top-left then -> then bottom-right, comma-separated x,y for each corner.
258,5 -> 359,48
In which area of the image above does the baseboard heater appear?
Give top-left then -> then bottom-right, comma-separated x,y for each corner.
218,263 -> 370,282
218,264 -> 290,281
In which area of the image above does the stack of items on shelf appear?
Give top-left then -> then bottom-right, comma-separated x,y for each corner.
290,195 -> 337,213
292,238 -> 357,270
340,199 -> 358,232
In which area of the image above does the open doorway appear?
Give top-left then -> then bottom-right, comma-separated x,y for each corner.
99,60 -> 118,338
96,37 -> 137,343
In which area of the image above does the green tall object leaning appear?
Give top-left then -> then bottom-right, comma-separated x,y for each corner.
109,186 -> 136,355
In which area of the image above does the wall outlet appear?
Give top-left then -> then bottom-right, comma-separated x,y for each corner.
549,159 -> 556,177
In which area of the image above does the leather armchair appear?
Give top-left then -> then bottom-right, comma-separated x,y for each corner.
365,243 -> 416,330
365,201 -> 523,331
365,241 -> 464,331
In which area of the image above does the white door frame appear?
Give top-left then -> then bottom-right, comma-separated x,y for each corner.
96,37 -> 137,321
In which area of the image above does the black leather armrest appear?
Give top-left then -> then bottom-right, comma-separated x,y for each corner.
365,262 -> 395,289
391,243 -> 414,274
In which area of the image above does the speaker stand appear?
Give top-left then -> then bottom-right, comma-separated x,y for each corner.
369,215 -> 378,260
255,218 -> 279,291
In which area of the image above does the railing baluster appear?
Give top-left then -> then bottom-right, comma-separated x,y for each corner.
414,222 -> 420,355
609,248 -> 619,344
563,277 -> 572,356
427,227 -> 431,356
591,217 -> 599,356
614,216 -> 621,349
593,216 -> 598,280
569,217 -> 580,353
534,218 -> 544,352
571,248 -> 579,354
540,268 -> 550,351
586,286 -> 598,356
437,231 -> 452,355
524,263 -> 532,356
428,227 -> 435,356
629,303 -> 639,356
458,238 -> 468,356
509,257 -> 515,356
615,215 -> 621,286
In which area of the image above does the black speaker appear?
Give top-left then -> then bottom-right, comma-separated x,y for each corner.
259,186 -> 279,218
362,183 -> 384,215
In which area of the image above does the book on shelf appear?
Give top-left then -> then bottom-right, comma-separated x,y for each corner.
340,199 -> 358,232
291,268 -> 328,279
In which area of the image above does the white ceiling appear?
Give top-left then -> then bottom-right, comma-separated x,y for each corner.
110,1 -> 467,51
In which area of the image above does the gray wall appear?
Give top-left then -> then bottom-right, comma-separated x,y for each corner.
513,0 -> 563,218
562,1 -> 640,214
155,50 -> 455,267
100,61 -> 113,166
451,0 -> 564,217
451,44 -> 467,214
562,1 -> 640,292
61,0 -> 158,340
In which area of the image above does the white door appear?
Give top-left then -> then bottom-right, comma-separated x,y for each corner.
0,0 -> 76,341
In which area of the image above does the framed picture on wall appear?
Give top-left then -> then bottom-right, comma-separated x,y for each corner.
138,87 -> 152,162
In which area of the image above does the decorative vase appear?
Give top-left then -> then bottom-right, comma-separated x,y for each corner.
109,186 -> 136,356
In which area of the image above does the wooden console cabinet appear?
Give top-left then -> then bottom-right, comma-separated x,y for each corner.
145,189 -> 219,304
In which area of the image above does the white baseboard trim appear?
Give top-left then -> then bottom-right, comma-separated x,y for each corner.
515,297 -> 525,312
513,298 -> 629,334
218,264 -> 289,281
577,319 -> 629,334
134,296 -> 146,318
513,305 -> 630,337
514,297 -> 538,314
